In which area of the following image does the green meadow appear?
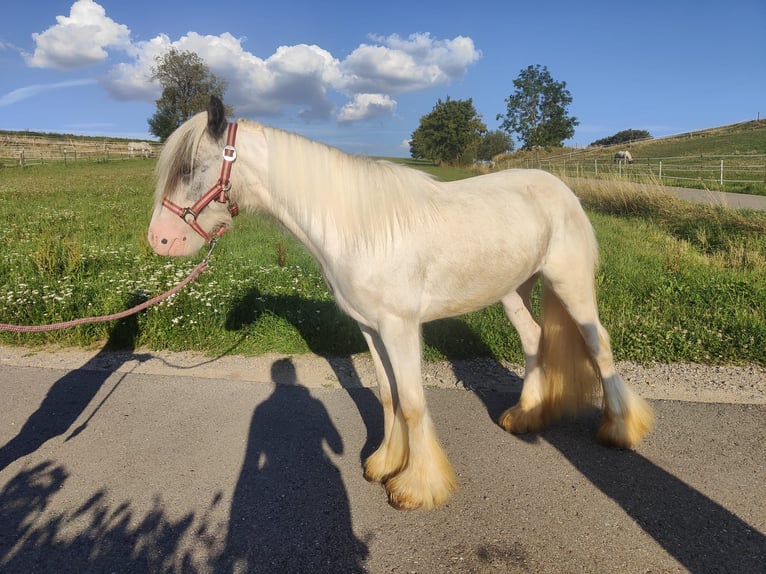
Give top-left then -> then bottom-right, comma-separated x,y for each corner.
0,158 -> 764,365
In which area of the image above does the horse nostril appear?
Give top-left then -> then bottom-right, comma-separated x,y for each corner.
161,238 -> 168,245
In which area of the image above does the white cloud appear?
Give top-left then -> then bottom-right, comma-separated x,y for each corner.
25,2 -> 481,123
340,33 -> 482,94
26,0 -> 131,69
0,79 -> 97,106
338,94 -> 397,123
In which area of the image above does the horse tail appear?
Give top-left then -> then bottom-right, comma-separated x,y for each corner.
538,277 -> 601,421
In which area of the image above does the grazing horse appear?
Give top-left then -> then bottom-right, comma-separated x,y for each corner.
614,150 -> 633,164
148,97 -> 653,510
128,141 -> 153,158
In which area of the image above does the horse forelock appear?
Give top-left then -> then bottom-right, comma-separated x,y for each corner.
154,112 -> 210,204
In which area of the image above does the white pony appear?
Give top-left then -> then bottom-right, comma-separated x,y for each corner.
148,97 -> 653,510
128,141 -> 153,158
614,150 -> 633,164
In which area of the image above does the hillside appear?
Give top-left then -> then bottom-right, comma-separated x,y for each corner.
497,120 -> 766,195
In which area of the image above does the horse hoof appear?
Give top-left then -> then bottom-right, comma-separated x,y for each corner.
597,399 -> 654,448
499,404 -> 546,434
383,465 -> 457,511
386,490 -> 420,511
363,468 -> 394,484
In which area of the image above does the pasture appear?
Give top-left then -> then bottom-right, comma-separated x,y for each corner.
0,130 -> 157,167
0,159 -> 764,365
498,119 -> 766,196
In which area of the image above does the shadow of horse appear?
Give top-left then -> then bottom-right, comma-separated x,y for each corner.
535,409 -> 765,572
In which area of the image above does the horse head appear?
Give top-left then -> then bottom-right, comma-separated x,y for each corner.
148,97 -> 238,257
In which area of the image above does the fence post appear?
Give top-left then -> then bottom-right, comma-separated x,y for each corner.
720,159 -> 724,187
19,149 -> 24,168
595,159 -> 598,176
659,160 -> 662,180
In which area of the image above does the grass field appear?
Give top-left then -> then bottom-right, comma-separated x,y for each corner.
1,159 -> 764,365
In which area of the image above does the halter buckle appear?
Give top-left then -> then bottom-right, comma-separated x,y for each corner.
222,145 -> 237,162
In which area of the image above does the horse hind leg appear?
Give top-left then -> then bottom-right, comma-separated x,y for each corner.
498,276 -> 550,434
545,274 -> 654,448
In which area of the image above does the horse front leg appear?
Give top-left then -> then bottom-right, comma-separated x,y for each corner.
377,316 -> 457,510
358,325 -> 407,483
498,279 -> 549,433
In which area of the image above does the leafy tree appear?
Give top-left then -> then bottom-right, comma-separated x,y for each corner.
477,130 -> 514,161
589,129 -> 652,147
410,97 -> 487,165
497,65 -> 578,150
148,48 -> 228,141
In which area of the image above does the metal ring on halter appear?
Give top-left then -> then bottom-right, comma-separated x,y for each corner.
181,206 -> 199,222
222,145 -> 237,162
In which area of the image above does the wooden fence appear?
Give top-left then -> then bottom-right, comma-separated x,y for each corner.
0,133 -> 160,168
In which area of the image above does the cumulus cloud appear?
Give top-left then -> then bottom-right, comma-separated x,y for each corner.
25,1 -> 481,123
341,33 -> 482,94
338,94 -> 397,123
26,0 -> 131,69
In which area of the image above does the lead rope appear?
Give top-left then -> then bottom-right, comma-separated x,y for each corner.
0,240 -> 217,333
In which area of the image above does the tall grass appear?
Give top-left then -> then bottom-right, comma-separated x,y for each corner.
0,161 -> 763,364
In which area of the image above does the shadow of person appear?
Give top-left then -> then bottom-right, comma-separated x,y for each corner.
217,358 -> 368,573
226,287 -> 383,464
0,308 -> 150,472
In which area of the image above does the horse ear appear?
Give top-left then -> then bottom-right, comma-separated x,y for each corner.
207,95 -> 228,139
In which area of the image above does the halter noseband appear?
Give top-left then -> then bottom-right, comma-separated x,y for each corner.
162,122 -> 240,244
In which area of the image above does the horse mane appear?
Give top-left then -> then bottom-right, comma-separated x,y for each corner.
261,124 -> 442,248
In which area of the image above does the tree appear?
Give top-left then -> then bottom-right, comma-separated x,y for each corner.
410,97 -> 487,166
589,129 -> 652,147
148,48 -> 228,141
477,130 -> 514,161
497,65 -> 578,150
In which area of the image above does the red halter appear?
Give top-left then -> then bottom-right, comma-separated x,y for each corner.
161,122 -> 240,244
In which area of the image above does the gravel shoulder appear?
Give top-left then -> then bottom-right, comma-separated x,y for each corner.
1,344 -> 763,405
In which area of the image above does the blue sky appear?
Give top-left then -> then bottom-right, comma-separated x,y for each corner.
1,0 -> 764,156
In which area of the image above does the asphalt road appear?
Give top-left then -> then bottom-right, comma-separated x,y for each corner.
567,178 -> 766,211
1,354 -> 764,573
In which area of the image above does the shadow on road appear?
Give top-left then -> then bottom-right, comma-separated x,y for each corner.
216,358 -> 368,572
0,352 -> 368,572
540,413 -> 766,573
461,371 -> 766,573
0,309 -> 149,473
225,287 -> 383,465
0,460 -> 218,571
